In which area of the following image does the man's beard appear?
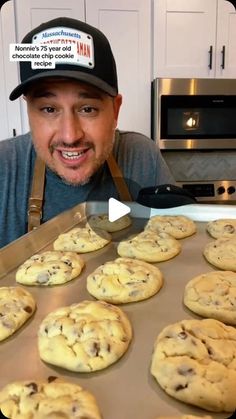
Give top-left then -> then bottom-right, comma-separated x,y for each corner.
34,139 -> 114,186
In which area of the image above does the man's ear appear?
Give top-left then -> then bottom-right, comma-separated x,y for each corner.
113,94 -> 122,127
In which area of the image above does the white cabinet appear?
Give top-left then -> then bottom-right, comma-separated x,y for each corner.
154,0 -> 236,79
14,0 -> 85,41
86,0 -> 152,136
11,0 -> 152,137
216,0 -> 236,78
0,0 -> 22,141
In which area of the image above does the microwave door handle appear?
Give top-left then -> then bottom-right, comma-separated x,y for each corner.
221,45 -> 226,69
208,45 -> 213,69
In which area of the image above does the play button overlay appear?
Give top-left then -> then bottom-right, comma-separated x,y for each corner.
108,198 -> 130,222
85,177 -> 151,242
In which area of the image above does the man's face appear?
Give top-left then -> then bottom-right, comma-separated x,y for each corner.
25,79 -> 122,185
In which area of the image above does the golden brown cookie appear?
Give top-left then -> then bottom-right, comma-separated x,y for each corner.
87,213 -> 132,232
53,226 -> 111,253
117,230 -> 181,263
151,318 -> 236,412
145,215 -> 196,239
16,251 -> 84,286
0,377 -> 102,418
38,300 -> 132,372
184,270 -> 236,325
87,257 -> 163,303
0,287 -> 36,341
206,218 -> 236,239
203,236 -> 236,271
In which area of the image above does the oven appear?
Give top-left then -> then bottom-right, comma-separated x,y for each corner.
152,78 -> 236,204
152,78 -> 236,150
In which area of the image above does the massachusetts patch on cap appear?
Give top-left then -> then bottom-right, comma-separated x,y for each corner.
32,26 -> 94,68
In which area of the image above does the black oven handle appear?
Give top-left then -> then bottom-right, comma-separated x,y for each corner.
208,45 -> 213,69
221,45 -> 226,69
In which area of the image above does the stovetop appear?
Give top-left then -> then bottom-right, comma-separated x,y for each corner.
177,180 -> 236,203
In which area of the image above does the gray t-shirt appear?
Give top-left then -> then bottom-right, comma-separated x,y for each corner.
0,130 -> 174,248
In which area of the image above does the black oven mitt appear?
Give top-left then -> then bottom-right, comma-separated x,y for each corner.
136,184 -> 197,208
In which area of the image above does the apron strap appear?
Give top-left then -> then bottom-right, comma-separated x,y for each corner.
106,153 -> 132,201
106,129 -> 132,202
28,156 -> 46,232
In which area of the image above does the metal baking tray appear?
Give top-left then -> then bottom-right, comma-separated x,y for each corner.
0,202 -> 234,419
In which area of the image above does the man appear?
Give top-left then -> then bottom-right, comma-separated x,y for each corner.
0,17 -> 174,248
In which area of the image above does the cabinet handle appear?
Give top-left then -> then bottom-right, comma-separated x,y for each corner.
208,45 -> 213,69
13,128 -> 16,137
221,45 -> 225,69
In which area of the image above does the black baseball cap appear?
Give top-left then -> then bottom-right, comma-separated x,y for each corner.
10,17 -> 118,100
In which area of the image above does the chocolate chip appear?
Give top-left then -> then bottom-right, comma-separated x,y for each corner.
91,342 -> 100,356
48,376 -> 58,383
26,382 -> 38,395
64,260 -> 72,267
178,366 -> 195,376
24,306 -> 32,313
207,346 -> 213,356
175,383 -> 188,391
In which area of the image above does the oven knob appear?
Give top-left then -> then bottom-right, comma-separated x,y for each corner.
227,186 -> 236,195
217,186 -> 225,195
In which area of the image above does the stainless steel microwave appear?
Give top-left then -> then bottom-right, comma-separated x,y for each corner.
152,78 -> 236,150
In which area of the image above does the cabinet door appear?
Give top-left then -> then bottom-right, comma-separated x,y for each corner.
14,0 -> 85,41
154,0 -> 217,78
86,0 -> 152,137
14,0 -> 85,134
216,0 -> 236,78
0,0 -> 22,141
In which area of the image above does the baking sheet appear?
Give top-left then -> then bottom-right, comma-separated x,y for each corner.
0,202 -> 235,419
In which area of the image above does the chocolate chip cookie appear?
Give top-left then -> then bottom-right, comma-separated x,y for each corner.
145,215 -> 197,239
206,219 -> 236,239
203,237 -> 236,271
16,251 -> 84,286
184,270 -> 236,325
0,286 -> 36,341
0,377 -> 102,418
151,318 -> 236,412
38,300 -> 132,372
87,257 -> 163,303
117,230 -> 181,263
53,226 -> 111,252
87,213 -> 132,232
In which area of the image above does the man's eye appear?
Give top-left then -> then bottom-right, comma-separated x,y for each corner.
81,106 -> 96,113
41,107 -> 55,113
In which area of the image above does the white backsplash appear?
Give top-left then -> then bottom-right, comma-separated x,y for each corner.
162,150 -> 236,181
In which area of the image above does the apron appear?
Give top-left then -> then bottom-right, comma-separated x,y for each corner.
28,153 -> 132,232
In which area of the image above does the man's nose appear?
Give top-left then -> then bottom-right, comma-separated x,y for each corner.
59,112 -> 83,144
